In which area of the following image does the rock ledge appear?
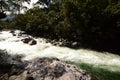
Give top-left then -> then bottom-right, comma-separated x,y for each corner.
1,57 -> 91,80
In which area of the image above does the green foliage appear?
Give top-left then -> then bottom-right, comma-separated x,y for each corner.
74,62 -> 120,80
0,0 -> 30,13
8,0 -> 120,54
0,20 -> 10,29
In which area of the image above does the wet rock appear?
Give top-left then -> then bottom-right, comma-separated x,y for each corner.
9,30 -> 37,45
29,39 -> 37,45
10,30 -> 15,34
10,30 -> 26,37
21,37 -> 37,45
7,57 -> 91,80
21,37 -> 32,43
9,71 -> 29,80
10,30 -> 16,36
18,31 -> 26,36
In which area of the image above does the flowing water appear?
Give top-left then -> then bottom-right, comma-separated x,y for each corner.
0,30 -> 120,72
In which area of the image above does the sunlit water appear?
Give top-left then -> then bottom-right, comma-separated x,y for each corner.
0,30 -> 120,71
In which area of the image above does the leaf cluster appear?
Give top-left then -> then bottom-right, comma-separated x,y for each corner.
7,0 -> 120,54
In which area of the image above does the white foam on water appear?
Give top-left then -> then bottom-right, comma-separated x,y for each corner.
0,30 -> 120,71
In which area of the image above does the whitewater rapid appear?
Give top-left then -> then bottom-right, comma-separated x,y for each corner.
0,30 -> 120,71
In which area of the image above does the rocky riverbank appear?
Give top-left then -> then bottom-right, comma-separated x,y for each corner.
0,57 -> 91,80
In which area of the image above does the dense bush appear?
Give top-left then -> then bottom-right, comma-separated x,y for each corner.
6,0 -> 120,54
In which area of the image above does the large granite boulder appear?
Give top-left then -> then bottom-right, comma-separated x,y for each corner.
0,57 -> 91,80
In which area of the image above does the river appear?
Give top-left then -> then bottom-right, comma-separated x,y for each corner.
0,30 -> 120,72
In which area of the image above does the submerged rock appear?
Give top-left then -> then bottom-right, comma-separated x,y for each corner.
0,57 -> 91,80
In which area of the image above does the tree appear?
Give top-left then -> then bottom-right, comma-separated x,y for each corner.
35,0 -> 61,8
0,0 -> 30,19
8,0 -> 120,54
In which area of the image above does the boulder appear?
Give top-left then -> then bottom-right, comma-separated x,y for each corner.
10,30 -> 16,36
10,30 -> 15,34
29,39 -> 37,45
21,37 -> 32,43
21,37 -> 37,45
7,57 -> 91,80
9,30 -> 37,45
10,30 -> 26,37
18,31 -> 26,36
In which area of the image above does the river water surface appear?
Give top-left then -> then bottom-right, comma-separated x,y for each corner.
0,30 -> 120,72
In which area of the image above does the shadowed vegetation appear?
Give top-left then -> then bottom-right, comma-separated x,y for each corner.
0,0 -> 120,80
1,0 -> 120,54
